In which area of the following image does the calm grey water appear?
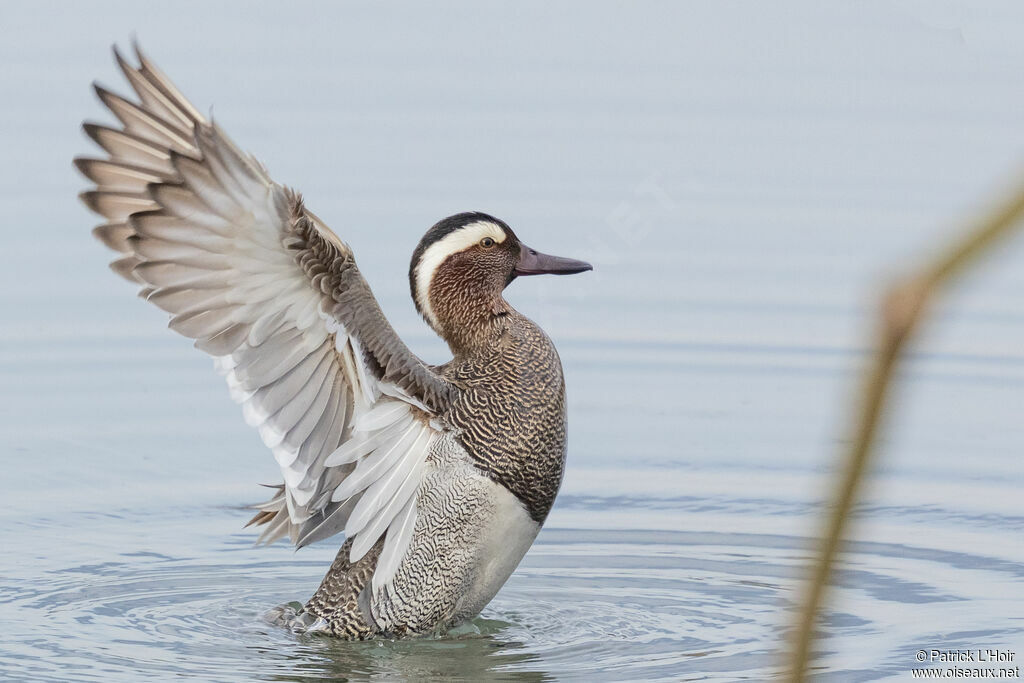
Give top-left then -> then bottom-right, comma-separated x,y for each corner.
2,2 -> 1024,681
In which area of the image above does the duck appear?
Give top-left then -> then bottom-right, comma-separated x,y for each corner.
75,44 -> 592,639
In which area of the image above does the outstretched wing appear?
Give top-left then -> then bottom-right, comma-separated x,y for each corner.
75,44 -> 456,588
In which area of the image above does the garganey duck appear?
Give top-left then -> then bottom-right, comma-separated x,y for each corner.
75,45 -> 592,639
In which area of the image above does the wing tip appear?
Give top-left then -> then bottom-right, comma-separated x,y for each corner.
109,255 -> 142,282
78,189 -> 102,213
92,81 -> 115,103
111,42 -> 129,70
81,121 -> 106,146
131,36 -> 145,62
72,156 -> 95,180
91,223 -> 135,253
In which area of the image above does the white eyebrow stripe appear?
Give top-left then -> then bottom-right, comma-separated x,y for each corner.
414,221 -> 507,330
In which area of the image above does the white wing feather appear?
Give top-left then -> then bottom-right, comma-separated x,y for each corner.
77,44 -> 445,593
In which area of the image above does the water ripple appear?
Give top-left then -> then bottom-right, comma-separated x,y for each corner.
3,524 -> 1021,681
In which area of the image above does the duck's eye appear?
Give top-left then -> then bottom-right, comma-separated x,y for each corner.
480,237 -> 496,248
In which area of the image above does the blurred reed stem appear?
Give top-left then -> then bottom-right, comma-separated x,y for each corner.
787,177 -> 1024,682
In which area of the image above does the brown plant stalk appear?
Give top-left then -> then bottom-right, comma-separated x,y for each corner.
788,177 -> 1024,682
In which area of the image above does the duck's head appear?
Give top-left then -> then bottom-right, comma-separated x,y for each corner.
409,212 -> 592,349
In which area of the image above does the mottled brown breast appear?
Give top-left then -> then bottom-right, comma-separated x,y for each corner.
441,313 -> 568,523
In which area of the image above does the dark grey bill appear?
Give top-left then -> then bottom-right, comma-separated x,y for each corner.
515,243 -> 593,276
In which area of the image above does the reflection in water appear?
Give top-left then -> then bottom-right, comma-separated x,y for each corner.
266,623 -> 547,683
261,605 -> 546,682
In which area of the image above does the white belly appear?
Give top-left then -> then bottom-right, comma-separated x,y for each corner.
454,480 -> 540,620
368,442 -> 544,633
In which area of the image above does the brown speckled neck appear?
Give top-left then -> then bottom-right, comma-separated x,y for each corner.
428,255 -> 516,358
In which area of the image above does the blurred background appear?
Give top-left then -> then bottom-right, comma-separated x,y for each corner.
1,2 -> 1022,681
